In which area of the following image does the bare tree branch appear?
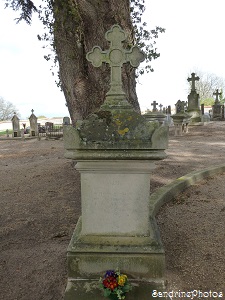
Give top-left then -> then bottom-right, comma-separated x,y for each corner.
0,97 -> 20,121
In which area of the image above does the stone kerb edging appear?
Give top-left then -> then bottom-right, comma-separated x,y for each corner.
150,164 -> 225,217
0,136 -> 37,141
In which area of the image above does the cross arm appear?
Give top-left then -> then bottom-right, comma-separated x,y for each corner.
86,46 -> 107,68
126,46 -> 145,67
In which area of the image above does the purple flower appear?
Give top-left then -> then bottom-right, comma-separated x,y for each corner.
104,270 -> 116,278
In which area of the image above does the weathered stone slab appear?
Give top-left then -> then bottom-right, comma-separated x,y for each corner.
11,112 -> 21,137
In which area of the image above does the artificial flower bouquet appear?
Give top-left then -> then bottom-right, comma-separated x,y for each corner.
99,270 -> 132,300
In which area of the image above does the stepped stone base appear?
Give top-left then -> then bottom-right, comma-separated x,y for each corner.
65,279 -> 165,300
64,217 -> 165,300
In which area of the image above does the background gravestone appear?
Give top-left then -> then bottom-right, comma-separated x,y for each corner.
29,109 -> 38,137
11,112 -> 21,137
171,100 -> 190,136
212,89 -> 223,121
144,102 -> 166,125
165,105 -> 173,125
63,117 -> 71,125
175,100 -> 187,113
187,73 -> 202,124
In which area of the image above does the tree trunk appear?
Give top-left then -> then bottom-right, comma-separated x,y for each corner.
53,0 -> 140,124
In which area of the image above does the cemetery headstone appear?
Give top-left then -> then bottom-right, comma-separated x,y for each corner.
159,103 -> 163,112
144,108 -> 167,125
11,112 -> 21,137
165,105 -> 173,126
175,100 -> 187,113
187,72 -> 202,124
63,24 -> 168,300
212,89 -> 223,120
187,72 -> 199,91
200,103 -> 211,123
45,122 -> 53,131
63,117 -> 71,125
29,109 -> 38,136
172,100 -> 191,136
144,102 -> 166,125
151,100 -> 158,112
213,89 -> 221,105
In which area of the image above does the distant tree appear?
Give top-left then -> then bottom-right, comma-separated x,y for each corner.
0,97 -> 19,121
187,70 -> 225,105
200,98 -> 214,106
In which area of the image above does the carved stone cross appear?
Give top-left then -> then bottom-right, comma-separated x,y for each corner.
151,101 -> 158,112
159,103 -> 163,112
31,109 -> 34,114
86,24 -> 145,101
187,73 -> 199,91
213,89 -> 222,103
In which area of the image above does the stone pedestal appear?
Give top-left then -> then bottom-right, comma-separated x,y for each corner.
65,160 -> 165,300
171,112 -> 190,136
187,91 -> 202,125
79,160 -> 154,236
212,104 -> 223,121
143,111 -> 166,125
63,104 -> 168,299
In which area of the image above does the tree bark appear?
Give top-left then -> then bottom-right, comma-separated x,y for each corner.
53,0 -> 140,124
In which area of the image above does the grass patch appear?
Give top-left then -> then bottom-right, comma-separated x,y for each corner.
0,130 -> 13,136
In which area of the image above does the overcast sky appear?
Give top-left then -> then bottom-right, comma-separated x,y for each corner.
1,0 -> 225,118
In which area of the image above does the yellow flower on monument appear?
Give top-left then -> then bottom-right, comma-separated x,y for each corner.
118,275 -> 127,286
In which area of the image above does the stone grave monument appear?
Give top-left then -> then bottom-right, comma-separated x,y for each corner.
159,103 -> 163,112
201,103 -> 210,122
212,89 -> 223,120
187,72 -> 202,124
11,112 -> 21,137
165,105 -> 173,125
63,24 -> 168,300
29,109 -> 38,136
144,101 -> 166,125
151,100 -> 158,112
171,100 -> 190,136
63,116 -> 71,125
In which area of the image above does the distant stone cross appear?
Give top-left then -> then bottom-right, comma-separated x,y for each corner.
151,101 -> 158,112
86,24 -> 145,100
31,109 -> 34,114
159,103 -> 163,112
213,89 -> 222,103
187,73 -> 199,91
